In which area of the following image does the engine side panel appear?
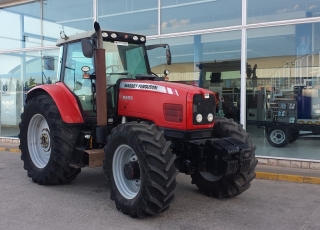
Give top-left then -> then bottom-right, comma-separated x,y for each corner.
27,82 -> 84,124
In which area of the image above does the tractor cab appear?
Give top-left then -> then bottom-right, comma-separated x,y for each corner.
56,29 -> 171,119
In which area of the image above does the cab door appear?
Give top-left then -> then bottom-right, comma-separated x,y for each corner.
62,41 -> 96,117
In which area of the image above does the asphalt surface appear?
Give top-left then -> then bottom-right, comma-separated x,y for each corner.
1,151 -> 320,230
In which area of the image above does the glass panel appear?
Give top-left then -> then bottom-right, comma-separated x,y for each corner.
0,53 -> 23,136
147,31 -> 242,121
43,0 -> 93,43
103,41 -> 148,84
0,2 -> 41,50
161,0 -> 241,34
247,23 -> 320,160
98,0 -> 158,36
62,40 -> 149,113
63,42 -> 94,105
0,49 -> 59,137
248,0 -> 320,24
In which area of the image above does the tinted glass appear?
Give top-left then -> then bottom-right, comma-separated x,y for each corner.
104,41 -> 148,84
98,0 -> 158,36
161,0 -> 241,34
247,23 -> 320,160
0,2 -> 41,50
248,0 -> 320,24
43,0 -> 93,43
0,49 -> 59,136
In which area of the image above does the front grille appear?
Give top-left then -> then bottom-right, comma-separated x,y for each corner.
193,94 -> 215,125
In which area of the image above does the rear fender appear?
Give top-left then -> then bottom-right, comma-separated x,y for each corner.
27,82 -> 84,124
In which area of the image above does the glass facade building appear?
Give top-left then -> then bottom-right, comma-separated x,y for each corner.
1,0 -> 320,161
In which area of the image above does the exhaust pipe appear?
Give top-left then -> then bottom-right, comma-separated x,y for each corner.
94,22 -> 107,126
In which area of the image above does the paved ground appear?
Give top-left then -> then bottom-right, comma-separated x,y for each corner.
1,151 -> 320,230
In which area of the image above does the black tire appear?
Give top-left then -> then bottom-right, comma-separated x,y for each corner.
266,125 -> 289,147
104,122 -> 178,218
18,94 -> 81,185
289,131 -> 299,143
191,117 -> 257,198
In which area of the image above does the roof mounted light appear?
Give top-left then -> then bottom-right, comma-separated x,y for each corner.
102,32 -> 108,37
140,37 -> 145,42
133,36 -> 138,41
111,33 -> 117,38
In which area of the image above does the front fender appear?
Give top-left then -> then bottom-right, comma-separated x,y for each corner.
27,82 -> 84,124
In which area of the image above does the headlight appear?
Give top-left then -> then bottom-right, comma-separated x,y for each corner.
207,113 -> 214,122
196,114 -> 203,123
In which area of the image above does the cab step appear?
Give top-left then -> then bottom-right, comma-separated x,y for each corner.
86,148 -> 105,167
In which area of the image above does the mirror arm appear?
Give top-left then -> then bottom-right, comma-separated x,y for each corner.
146,44 -> 167,50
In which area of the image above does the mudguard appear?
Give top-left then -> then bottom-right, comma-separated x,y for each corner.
27,82 -> 84,124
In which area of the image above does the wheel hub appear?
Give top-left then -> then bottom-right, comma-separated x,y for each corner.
27,114 -> 51,169
123,161 -> 140,180
40,129 -> 50,149
112,144 -> 141,199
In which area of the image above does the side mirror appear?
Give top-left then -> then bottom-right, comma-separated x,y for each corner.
146,43 -> 172,65
81,39 -> 94,58
43,56 -> 54,70
166,47 -> 171,65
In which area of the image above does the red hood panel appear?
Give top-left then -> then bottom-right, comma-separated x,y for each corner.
120,80 -> 212,95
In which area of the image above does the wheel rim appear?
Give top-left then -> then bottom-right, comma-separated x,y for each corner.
199,171 -> 222,181
270,129 -> 285,144
112,144 -> 141,199
27,114 -> 51,169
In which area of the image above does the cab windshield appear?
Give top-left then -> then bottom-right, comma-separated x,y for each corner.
103,41 -> 149,85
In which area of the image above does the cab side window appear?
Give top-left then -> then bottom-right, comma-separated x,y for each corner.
63,42 -> 95,112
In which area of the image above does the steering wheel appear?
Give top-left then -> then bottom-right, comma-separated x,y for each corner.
106,65 -> 121,74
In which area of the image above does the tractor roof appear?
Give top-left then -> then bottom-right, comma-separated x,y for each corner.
56,30 -> 96,46
56,30 -> 146,46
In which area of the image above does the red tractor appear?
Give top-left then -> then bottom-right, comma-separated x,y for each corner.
19,22 -> 257,218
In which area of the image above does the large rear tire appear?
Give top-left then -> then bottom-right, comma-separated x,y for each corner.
191,117 -> 257,198
104,122 -> 178,218
19,94 -> 81,185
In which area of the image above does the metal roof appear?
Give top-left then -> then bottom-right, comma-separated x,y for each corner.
56,30 -> 96,46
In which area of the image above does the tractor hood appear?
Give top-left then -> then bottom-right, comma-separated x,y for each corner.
118,79 -> 216,131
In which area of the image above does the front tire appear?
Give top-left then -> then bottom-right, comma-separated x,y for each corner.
19,94 -> 81,185
191,117 -> 257,198
104,122 -> 178,218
